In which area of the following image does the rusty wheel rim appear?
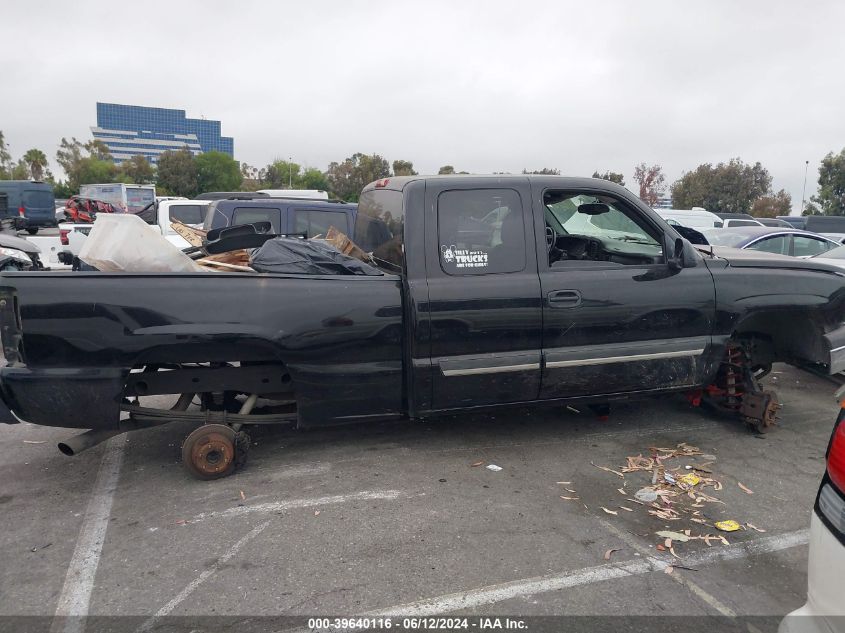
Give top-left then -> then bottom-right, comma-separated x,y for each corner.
182,424 -> 236,479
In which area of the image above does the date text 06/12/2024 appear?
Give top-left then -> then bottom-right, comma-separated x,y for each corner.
307,617 -> 528,631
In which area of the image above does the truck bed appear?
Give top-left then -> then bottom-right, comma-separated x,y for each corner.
0,271 -> 405,429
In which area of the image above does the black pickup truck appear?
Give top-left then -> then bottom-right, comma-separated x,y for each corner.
1,175 -> 844,478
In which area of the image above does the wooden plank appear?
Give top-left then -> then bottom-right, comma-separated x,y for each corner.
170,221 -> 206,247
196,259 -> 255,272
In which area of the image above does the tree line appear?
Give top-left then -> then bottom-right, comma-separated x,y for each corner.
2,130 -> 844,216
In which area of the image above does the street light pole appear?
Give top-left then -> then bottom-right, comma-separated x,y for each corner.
289,156 -> 293,188
801,160 -> 809,215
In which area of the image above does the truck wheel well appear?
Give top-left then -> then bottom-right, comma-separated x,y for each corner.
733,311 -> 827,367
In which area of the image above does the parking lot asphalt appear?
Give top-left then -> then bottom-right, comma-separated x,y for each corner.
0,364 -> 837,624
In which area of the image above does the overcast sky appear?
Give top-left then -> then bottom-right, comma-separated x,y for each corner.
3,0 -> 844,211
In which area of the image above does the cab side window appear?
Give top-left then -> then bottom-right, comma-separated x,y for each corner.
437,189 -> 525,275
544,192 -> 664,266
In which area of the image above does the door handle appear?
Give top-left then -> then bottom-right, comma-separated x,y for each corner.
547,290 -> 582,308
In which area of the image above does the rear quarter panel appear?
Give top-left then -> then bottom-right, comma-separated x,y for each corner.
1,272 -> 405,427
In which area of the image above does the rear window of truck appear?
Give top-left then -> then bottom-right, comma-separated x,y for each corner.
169,204 -> 205,226
356,190 -> 403,271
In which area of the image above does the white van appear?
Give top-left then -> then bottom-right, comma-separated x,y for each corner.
655,208 -> 723,230
257,189 -> 329,200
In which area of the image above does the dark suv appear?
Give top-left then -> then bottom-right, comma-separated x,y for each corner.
203,197 -> 358,239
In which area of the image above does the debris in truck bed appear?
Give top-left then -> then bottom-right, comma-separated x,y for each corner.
250,237 -> 382,276
319,226 -> 372,263
80,214 -> 204,273
170,221 -> 206,247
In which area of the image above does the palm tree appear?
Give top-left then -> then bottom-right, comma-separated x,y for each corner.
23,149 -> 48,181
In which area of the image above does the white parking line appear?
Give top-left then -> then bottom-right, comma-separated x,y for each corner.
137,520 -> 272,632
598,518 -> 737,616
140,488 -> 408,629
51,437 -> 126,633
364,529 -> 809,616
190,489 -> 406,522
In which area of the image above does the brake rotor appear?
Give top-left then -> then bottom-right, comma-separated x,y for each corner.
741,390 -> 780,433
181,424 -> 237,480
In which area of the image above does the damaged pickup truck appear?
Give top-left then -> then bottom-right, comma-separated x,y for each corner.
1,175 -> 844,478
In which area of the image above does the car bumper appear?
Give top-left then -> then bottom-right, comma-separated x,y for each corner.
825,325 -> 845,375
0,366 -> 124,429
779,513 -> 845,633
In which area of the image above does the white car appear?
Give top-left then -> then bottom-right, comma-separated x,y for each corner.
810,244 -> 845,271
57,200 -> 211,266
779,390 -> 845,632
655,208 -> 724,230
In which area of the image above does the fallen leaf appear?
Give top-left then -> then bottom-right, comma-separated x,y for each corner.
23,440 -> 46,444
746,523 -> 767,533
175,519 -> 187,525
604,548 -> 620,560
619,506 -> 634,512
738,482 -> 754,495
669,546 -> 680,559
664,538 -> 672,548
559,495 -> 579,501
664,565 -> 674,574
314,510 -> 320,516
715,520 -> 742,532
239,490 -> 246,501
601,507 -> 618,515
556,481 -> 572,485
656,543 -> 666,551
617,487 -> 627,495
470,460 -> 484,467
591,462 -> 625,478
690,518 -> 708,525
657,530 -> 691,542
564,488 -> 577,494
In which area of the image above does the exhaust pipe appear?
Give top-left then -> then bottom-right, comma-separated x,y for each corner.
58,429 -> 121,456
59,392 -> 195,456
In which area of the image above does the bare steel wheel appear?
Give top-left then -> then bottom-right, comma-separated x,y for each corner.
182,424 -> 237,480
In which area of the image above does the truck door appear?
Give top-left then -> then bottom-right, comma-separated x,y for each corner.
534,185 -> 715,399
424,179 -> 543,410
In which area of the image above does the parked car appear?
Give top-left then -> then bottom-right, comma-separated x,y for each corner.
757,217 -> 794,228
256,189 -> 329,200
0,219 -> 43,270
0,180 -> 57,234
779,390 -> 845,633
203,197 -> 358,241
654,208 -> 723,230
778,216 -> 807,230
714,212 -> 764,227
195,191 -> 270,201
809,244 -> 845,271
79,183 -> 156,215
702,226 -> 840,258
1,175 -> 844,479
57,199 -> 212,267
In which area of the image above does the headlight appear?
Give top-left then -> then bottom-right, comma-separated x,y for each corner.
0,247 -> 33,265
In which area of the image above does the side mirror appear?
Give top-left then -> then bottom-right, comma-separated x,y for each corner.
668,237 -> 684,271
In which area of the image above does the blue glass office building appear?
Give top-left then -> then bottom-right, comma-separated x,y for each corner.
91,103 -> 234,165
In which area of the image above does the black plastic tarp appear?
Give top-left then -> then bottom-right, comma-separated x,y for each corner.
250,237 -> 382,276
